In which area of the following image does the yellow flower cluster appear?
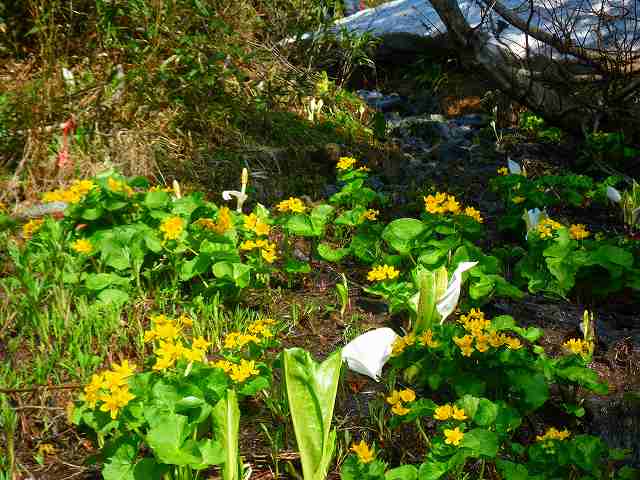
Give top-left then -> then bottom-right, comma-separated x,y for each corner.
160,216 -> 184,241
391,333 -> 415,357
337,156 -> 357,170
350,440 -> 375,464
424,192 -> 484,223
424,192 -> 460,215
536,427 -> 570,442
244,213 -> 270,236
537,218 -> 563,239
497,167 -> 509,176
276,197 -> 306,213
463,206 -> 484,223
148,185 -> 174,193
386,388 -> 416,416
144,314 -> 210,370
194,207 -> 233,235
223,318 -> 275,350
434,403 -> 467,421
367,264 -> 400,282
107,177 -> 134,196
240,238 -> 278,263
361,209 -> 379,222
71,238 -> 92,254
454,309 -> 522,356
42,179 -> 96,204
22,218 -> 44,240
83,360 -> 136,419
228,359 -> 260,383
563,338 -> 593,358
420,329 -> 440,348
444,427 -> 465,446
569,223 -> 590,240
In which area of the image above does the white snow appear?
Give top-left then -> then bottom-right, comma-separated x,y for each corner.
334,0 -> 640,60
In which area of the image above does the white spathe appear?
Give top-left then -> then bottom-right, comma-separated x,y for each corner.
342,327 -> 399,381
507,158 -> 522,175
222,168 -> 249,212
606,186 -> 622,203
522,208 -> 547,240
436,261 -> 478,323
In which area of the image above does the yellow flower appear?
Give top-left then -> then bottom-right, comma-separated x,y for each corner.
99,386 -> 135,419
83,373 -> 104,408
452,405 -> 467,420
37,443 -> 56,457
420,329 -> 440,348
569,224 -> 590,240
503,337 -> 523,350
434,404 -> 453,421
71,238 -> 92,254
107,177 -> 133,196
453,335 -> 474,357
194,218 -> 217,231
399,388 -> 416,403
178,314 -> 193,326
563,338 -> 593,357
192,336 -> 211,351
111,360 -> 136,380
488,331 -> 505,348
276,197 -> 306,213
337,156 -> 357,170
182,347 -> 205,363
224,332 -> 241,349
153,340 -> 185,370
23,218 -> 45,240
536,427 -> 571,442
254,221 -> 270,236
213,207 -> 232,234
386,390 -> 402,405
213,359 -> 234,373
512,196 -> 526,204
367,265 -> 400,282
43,179 -> 96,204
261,244 -> 277,263
391,403 -> 410,415
537,218 -> 563,239
463,206 -> 484,223
153,322 -> 181,341
102,370 -> 128,392
424,192 -> 461,215
240,240 -> 256,251
361,209 -> 379,221
497,167 -> 509,176
350,440 -> 374,463
159,216 -> 184,241
229,359 -> 259,383
444,427 -> 464,446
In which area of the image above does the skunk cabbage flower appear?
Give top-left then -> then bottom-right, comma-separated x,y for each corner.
222,168 -> 249,213
507,158 -> 523,175
436,261 -> 478,323
522,208 -> 548,239
606,186 -> 622,203
342,328 -> 398,381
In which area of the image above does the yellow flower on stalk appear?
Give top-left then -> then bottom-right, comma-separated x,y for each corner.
536,427 -> 571,442
159,216 -> 184,241
99,386 -> 135,419
261,243 -> 277,263
361,209 -> 379,221
452,405 -> 467,420
36,443 -> 56,457
102,370 -> 128,392
569,224 -> 590,240
390,334 -> 415,357
386,390 -> 402,406
107,177 -> 133,196
337,156 -> 357,170
537,218 -> 563,239
178,314 -> 193,326
497,167 -> 509,176
424,192 -> 461,215
111,360 -> 136,380
434,404 -> 453,421
194,218 -> 216,231
240,240 -> 256,251
213,207 -> 233,234
244,213 -> 271,236
420,329 -> 440,348
71,238 -> 93,254
463,206 -> 484,223
350,440 -> 375,463
563,338 -> 593,358
367,265 -> 399,282
512,196 -> 526,204
213,359 -> 234,373
391,403 -> 410,416
276,197 -> 306,213
399,388 -> 416,403
444,427 -> 464,446
488,331 -> 505,348
453,335 -> 475,357
83,373 -> 105,408
43,179 -> 96,204
192,336 -> 211,351
23,218 -> 45,240
153,321 -> 181,341
182,347 -> 205,363
503,337 -> 523,350
229,359 -> 259,383
153,340 -> 185,371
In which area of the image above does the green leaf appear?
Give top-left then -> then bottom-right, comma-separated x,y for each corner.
417,459 -> 449,480
284,259 -> 312,274
283,348 -> 342,480
496,459 -> 529,480
460,428 -> 498,457
286,214 -> 315,237
212,390 -> 240,480
85,273 -> 130,291
82,207 -> 104,220
144,191 -> 169,209
181,254 -> 212,280
506,370 -> 549,411
98,289 -> 129,306
146,413 -> 201,466
335,207 -> 366,227
568,435 -> 606,473
591,245 -> 633,268
554,366 -> 608,394
413,266 -> 447,334
382,218 -> 425,255
317,243 -> 350,262
212,262 -> 252,288
386,465 -> 418,480
310,204 -> 335,235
